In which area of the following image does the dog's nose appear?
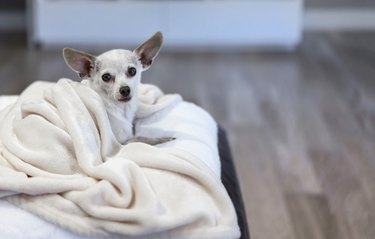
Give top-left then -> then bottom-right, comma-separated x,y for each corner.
119,86 -> 131,97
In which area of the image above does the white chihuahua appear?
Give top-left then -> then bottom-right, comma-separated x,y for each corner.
63,32 -> 173,145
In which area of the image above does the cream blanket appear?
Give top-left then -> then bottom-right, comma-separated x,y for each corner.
0,79 -> 240,239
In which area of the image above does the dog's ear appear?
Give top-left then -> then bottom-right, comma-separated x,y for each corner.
134,32 -> 163,71
63,48 -> 96,78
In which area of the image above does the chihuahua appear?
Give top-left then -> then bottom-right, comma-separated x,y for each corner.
63,32 -> 174,145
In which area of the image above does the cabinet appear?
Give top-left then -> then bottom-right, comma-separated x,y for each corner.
29,0 -> 303,49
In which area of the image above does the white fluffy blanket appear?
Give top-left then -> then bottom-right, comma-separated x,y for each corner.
0,79 -> 240,239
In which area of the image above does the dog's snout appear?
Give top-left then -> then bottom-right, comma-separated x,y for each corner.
119,86 -> 131,97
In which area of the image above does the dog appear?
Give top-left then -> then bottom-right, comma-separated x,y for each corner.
63,32 -> 174,145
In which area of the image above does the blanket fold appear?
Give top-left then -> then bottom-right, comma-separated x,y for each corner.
0,79 -> 240,238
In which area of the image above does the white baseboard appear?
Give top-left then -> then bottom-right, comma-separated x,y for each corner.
304,8 -> 375,31
4,7 -> 375,36
0,11 -> 25,31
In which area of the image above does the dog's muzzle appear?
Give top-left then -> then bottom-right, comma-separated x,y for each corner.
118,86 -> 132,102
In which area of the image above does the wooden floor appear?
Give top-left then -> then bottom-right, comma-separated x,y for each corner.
306,0 -> 375,8
2,32 -> 375,239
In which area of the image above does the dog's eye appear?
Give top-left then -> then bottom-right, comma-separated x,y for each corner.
101,73 -> 112,82
127,67 -> 136,77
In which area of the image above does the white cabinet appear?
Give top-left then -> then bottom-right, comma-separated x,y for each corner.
29,0 -> 303,49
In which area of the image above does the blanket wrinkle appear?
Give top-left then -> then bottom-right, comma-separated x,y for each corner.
136,83 -> 182,121
0,79 -> 240,238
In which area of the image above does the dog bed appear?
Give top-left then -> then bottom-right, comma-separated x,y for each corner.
0,79 -> 243,239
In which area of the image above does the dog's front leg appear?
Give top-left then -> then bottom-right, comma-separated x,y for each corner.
129,136 -> 175,145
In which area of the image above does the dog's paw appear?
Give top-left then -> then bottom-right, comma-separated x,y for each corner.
131,136 -> 176,145
156,137 -> 176,144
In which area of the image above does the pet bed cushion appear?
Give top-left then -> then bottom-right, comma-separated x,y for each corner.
0,79 -> 240,239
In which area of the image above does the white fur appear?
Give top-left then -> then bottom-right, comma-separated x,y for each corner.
82,50 -> 142,143
63,32 -> 170,145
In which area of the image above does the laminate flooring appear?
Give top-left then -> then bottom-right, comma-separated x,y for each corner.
1,32 -> 375,239
306,0 -> 375,8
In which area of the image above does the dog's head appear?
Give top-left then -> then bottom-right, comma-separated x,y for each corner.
63,32 -> 163,104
